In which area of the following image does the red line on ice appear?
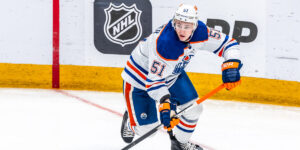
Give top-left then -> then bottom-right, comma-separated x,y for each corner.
55,90 -> 123,117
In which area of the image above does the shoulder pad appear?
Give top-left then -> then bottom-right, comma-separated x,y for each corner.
190,20 -> 209,43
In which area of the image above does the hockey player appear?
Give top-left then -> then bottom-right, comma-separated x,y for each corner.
121,4 -> 242,150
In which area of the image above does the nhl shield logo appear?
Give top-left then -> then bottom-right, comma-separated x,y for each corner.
104,3 -> 142,47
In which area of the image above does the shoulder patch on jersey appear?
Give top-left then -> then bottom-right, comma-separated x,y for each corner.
190,21 -> 209,43
156,21 -> 187,61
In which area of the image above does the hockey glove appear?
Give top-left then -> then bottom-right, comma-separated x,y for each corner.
159,100 -> 179,131
222,59 -> 243,90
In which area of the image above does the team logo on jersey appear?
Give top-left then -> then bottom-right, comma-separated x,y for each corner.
104,3 -> 142,47
140,113 -> 147,119
173,54 -> 194,74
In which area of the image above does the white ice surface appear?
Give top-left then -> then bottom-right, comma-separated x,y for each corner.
0,88 -> 300,150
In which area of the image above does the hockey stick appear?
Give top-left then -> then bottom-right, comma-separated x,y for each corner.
121,84 -> 225,150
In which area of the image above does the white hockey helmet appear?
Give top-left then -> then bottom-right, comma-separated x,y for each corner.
172,4 -> 199,30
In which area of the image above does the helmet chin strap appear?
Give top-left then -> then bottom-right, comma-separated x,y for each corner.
182,28 -> 196,42
184,31 -> 194,42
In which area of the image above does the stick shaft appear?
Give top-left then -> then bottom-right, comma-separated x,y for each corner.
196,84 -> 225,104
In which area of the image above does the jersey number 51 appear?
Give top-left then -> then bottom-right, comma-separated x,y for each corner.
151,60 -> 166,77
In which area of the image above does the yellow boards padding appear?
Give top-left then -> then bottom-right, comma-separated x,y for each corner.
60,65 -> 123,92
1,63 -> 299,107
187,72 -> 300,107
0,63 -> 52,89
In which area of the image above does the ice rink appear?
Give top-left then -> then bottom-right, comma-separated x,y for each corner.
1,88 -> 300,150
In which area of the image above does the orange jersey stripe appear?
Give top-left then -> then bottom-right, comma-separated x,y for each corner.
218,46 -> 225,57
146,81 -> 165,88
125,82 -> 136,127
127,61 -> 147,80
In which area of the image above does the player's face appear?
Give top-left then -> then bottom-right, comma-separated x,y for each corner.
174,20 -> 194,42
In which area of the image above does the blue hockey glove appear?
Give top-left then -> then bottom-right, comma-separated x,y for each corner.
222,59 -> 243,90
159,100 -> 179,131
